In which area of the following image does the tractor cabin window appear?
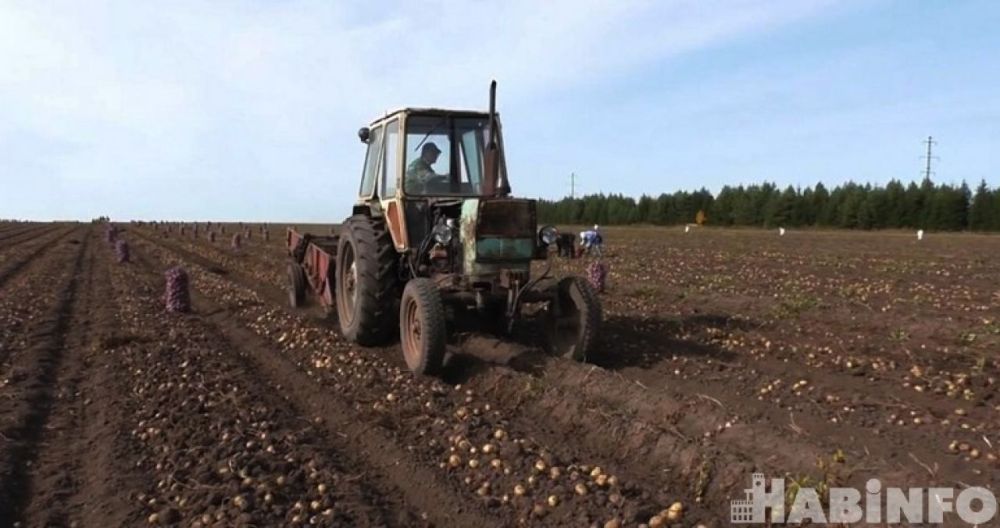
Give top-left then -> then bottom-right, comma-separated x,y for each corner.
403,116 -> 505,197
359,125 -> 383,198
382,120 -> 400,197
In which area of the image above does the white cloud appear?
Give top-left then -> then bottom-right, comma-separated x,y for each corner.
0,0 -> 841,220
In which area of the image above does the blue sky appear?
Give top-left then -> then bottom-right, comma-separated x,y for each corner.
1,0 -> 998,221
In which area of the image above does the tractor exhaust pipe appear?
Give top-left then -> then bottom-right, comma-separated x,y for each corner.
487,80 -> 497,148
484,80 -> 507,196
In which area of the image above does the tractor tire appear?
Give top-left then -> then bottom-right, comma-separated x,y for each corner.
399,278 -> 446,375
543,276 -> 602,362
287,262 -> 307,308
335,215 -> 399,345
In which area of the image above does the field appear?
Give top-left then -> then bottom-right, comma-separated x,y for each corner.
0,221 -> 998,527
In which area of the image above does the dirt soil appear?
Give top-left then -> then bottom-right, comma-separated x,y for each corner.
1,221 -> 998,527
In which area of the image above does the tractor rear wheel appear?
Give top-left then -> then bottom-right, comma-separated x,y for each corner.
543,276 -> 601,362
335,215 -> 398,345
287,262 -> 306,308
400,278 -> 446,375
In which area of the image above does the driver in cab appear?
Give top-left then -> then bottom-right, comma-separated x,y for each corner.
405,142 -> 445,193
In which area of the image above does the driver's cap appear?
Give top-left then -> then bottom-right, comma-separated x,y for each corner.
423,142 -> 441,155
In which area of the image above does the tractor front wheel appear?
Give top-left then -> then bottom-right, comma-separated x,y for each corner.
400,278 -> 446,375
543,276 -> 601,362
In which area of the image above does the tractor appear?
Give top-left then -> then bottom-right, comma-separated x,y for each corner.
286,81 -> 600,375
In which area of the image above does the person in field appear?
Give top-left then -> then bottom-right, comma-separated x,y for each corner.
578,225 -> 603,257
556,232 -> 576,258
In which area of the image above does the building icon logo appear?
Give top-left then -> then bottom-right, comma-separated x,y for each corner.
731,473 -> 785,524
730,473 -> 998,525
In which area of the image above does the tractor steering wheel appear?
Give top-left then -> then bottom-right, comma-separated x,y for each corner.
424,175 -> 450,193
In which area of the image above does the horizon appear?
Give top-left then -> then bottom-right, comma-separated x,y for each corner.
2,1 -> 998,222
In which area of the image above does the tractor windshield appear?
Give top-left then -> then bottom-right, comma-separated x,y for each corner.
403,115 -> 507,197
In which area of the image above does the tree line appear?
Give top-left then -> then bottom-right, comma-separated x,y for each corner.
537,179 -> 1000,231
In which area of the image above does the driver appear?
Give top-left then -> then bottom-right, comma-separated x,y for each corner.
405,142 -> 444,192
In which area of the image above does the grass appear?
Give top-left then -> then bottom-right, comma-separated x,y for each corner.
784,449 -> 848,510
957,330 -> 978,345
772,292 -> 820,319
889,328 -> 910,342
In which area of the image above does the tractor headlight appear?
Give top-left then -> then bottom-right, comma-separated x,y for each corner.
538,225 -> 559,246
432,223 -> 454,245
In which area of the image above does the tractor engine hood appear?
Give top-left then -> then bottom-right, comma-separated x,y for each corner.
460,198 -> 536,273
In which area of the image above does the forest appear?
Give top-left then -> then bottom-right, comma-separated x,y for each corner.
537,179 -> 1000,231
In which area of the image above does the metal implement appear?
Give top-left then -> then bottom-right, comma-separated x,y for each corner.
286,228 -> 339,309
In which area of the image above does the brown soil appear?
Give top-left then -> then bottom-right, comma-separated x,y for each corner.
0,222 -> 997,527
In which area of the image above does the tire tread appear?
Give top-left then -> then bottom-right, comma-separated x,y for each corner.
400,278 -> 446,375
336,215 -> 399,345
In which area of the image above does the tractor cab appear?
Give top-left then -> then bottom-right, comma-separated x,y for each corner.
356,108 -> 513,255
358,109 -> 508,200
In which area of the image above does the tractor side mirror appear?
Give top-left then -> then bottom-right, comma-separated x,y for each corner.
358,127 -> 371,143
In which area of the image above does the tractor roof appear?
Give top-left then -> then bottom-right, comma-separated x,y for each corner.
369,108 -> 494,126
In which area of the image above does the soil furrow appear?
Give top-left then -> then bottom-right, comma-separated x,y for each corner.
0,226 -> 78,292
76,238 -> 155,527
194,293 -> 505,528
0,226 -> 90,524
14,228 -> 153,527
0,223 -> 55,246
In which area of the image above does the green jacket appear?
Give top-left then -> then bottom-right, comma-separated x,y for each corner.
406,158 -> 438,191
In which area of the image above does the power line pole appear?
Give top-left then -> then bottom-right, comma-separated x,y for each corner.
570,172 -> 576,199
922,136 -> 938,181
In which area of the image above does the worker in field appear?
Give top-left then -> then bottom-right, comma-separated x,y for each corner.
405,142 -> 444,192
578,225 -> 603,257
556,232 -> 576,258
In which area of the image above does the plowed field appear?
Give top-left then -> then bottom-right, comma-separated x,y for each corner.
1,222 -> 997,527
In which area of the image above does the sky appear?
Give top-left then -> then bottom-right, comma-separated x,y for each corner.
1,0 -> 998,222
